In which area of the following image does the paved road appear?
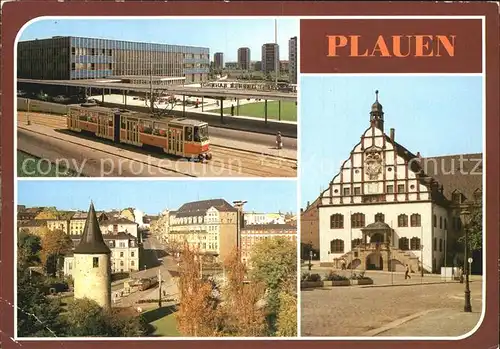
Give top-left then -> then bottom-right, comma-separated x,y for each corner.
301,272 -> 483,337
18,128 -> 183,177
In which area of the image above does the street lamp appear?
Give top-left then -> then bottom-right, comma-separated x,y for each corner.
461,208 -> 472,313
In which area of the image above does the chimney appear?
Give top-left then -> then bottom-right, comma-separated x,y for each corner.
300,208 -> 304,214
390,128 -> 395,141
307,201 -> 310,208
416,151 -> 421,158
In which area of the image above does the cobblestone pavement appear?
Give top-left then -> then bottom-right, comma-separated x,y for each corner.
301,273 -> 483,337
377,308 -> 482,337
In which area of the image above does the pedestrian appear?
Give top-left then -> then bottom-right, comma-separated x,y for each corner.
459,266 -> 464,283
405,264 -> 411,279
276,131 -> 283,149
231,104 -> 235,116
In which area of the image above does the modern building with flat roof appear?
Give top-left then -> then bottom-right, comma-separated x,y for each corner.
289,36 -> 298,84
261,43 -> 279,74
214,52 -> 224,70
17,36 -> 210,83
237,47 -> 251,70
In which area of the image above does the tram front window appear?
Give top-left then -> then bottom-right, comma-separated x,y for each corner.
194,125 -> 209,142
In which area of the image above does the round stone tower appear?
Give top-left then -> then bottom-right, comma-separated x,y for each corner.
73,202 -> 111,310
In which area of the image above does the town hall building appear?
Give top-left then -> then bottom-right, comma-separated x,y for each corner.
315,91 -> 482,273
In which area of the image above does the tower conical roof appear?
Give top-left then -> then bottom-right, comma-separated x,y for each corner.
74,202 -> 111,254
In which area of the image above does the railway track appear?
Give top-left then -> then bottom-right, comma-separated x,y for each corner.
17,112 -> 296,177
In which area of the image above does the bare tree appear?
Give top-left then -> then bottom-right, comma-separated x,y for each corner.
219,249 -> 267,337
175,243 -> 220,336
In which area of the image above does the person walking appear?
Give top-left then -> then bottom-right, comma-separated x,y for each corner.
231,104 -> 235,116
276,131 -> 283,149
405,264 -> 411,279
458,266 -> 464,283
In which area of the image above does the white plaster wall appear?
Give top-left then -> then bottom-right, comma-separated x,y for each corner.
73,253 -> 111,309
319,201 -> 434,269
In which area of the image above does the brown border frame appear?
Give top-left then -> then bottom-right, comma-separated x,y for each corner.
1,1 -> 499,349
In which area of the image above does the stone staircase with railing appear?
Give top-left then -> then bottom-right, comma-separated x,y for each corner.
321,243 -> 429,273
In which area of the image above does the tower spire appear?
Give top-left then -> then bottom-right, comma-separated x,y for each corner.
370,90 -> 384,131
74,201 -> 111,254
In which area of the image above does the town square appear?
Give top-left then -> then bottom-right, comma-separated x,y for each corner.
299,75 -> 483,337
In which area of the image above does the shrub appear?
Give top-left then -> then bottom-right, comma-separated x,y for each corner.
323,271 -> 348,281
350,271 -> 372,280
301,273 -> 321,282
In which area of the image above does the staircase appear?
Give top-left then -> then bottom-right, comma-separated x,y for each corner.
324,243 -> 429,273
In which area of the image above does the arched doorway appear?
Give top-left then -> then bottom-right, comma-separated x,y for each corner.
347,258 -> 361,270
366,252 -> 383,270
370,233 -> 384,243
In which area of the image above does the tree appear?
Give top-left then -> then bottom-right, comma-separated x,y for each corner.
65,299 -> 147,337
249,237 -> 297,333
275,291 -> 297,337
176,243 -> 220,336
458,205 -> 482,252
219,250 -> 267,337
17,270 -> 64,337
65,299 -> 110,337
18,231 -> 42,268
40,228 -> 73,276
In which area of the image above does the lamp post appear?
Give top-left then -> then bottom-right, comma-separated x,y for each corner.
461,208 -> 472,313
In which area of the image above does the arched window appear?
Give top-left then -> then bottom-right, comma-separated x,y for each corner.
411,214 -> 421,227
330,239 -> 344,253
398,214 -> 408,227
351,238 -> 363,249
330,214 -> 344,229
351,213 -> 365,228
410,237 -> 421,250
399,237 -> 409,250
433,215 -> 437,228
444,218 -> 447,230
439,216 -> 443,229
439,238 -> 443,252
374,213 -> 385,223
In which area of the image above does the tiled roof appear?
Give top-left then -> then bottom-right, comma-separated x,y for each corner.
175,199 -> 237,218
102,232 -> 137,241
100,218 -> 137,225
74,203 -> 111,255
18,220 -> 47,227
241,223 -> 297,231
421,153 -> 483,205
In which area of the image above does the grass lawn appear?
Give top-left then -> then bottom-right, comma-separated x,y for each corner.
141,306 -> 180,337
17,150 -> 83,177
209,100 -> 297,122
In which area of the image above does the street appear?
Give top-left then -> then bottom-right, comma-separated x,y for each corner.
112,232 -> 180,308
301,269 -> 483,337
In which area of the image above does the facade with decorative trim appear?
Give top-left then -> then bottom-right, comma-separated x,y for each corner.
317,92 -> 482,273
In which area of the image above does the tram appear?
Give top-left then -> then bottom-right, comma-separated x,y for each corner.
66,105 -> 212,160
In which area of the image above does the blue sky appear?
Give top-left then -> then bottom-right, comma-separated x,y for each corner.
19,18 -> 298,62
17,180 -> 297,214
300,75 -> 483,208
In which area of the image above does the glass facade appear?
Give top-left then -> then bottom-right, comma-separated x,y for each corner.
17,36 -> 71,80
18,36 -> 210,82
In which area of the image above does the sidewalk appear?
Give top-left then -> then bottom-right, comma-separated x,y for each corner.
210,135 -> 297,160
369,308 -> 482,337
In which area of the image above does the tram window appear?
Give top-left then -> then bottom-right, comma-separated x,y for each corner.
108,116 -> 113,126
194,125 -> 209,142
121,119 -> 126,129
140,120 -> 153,134
152,122 -> 167,137
185,127 -> 193,142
